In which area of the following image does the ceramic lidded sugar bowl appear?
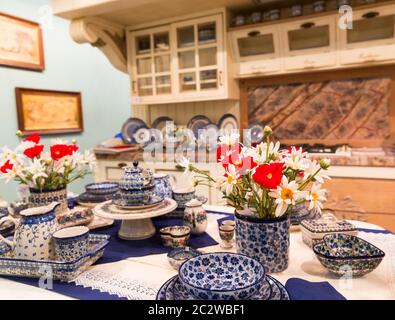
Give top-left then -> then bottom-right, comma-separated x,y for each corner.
300,211 -> 357,248
0,202 -> 60,260
118,160 -> 155,204
183,198 -> 207,234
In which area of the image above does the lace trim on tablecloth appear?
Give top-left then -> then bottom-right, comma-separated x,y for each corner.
72,259 -> 176,300
73,270 -> 158,300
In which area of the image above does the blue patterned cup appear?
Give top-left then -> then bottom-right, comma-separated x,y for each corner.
53,226 -> 90,262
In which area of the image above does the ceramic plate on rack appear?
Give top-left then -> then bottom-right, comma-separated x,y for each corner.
121,117 -> 149,144
248,123 -> 265,144
218,114 -> 239,132
187,115 -> 212,139
152,116 -> 174,134
198,124 -> 219,147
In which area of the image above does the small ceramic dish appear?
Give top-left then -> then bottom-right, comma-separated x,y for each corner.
160,226 -> 191,247
179,252 -> 265,300
172,187 -> 196,206
167,247 -> 202,270
53,226 -> 90,262
85,182 -> 119,195
313,233 -> 385,277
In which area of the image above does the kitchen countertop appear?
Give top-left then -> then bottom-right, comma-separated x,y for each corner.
94,149 -> 395,167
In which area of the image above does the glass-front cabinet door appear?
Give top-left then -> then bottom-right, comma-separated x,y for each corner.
339,5 -> 395,65
130,26 -> 172,102
230,26 -> 281,77
172,14 -> 225,98
281,16 -> 336,71
341,6 -> 395,48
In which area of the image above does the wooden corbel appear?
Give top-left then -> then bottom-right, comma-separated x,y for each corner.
70,17 -> 127,73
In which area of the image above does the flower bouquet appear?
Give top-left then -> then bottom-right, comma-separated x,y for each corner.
179,127 -> 331,272
0,133 -> 96,214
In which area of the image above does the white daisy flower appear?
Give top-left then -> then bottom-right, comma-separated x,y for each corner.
217,164 -> 240,195
177,156 -> 191,174
245,141 -> 280,164
26,158 -> 48,185
218,132 -> 240,147
306,183 -> 327,213
268,176 -> 305,217
303,160 -> 331,184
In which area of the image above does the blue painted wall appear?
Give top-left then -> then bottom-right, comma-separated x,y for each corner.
0,0 -> 131,201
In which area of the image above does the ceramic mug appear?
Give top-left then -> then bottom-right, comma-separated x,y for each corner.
153,173 -> 174,199
53,226 -> 90,262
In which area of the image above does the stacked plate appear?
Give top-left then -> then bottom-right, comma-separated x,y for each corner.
156,252 -> 290,300
290,203 -> 320,227
76,182 -> 119,208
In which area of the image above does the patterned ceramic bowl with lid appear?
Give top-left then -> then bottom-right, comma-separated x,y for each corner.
85,182 -> 119,195
313,233 -> 385,277
179,252 -> 265,300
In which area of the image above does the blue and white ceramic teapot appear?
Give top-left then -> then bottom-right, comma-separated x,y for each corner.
119,160 -> 154,190
0,202 -> 60,260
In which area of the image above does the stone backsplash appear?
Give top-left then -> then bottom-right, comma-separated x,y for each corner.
248,77 -> 391,140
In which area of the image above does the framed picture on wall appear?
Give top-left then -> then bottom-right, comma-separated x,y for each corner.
0,12 -> 45,71
16,88 -> 84,135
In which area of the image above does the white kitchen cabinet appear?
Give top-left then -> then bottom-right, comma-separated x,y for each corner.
282,16 -> 337,71
230,25 -> 282,77
339,4 -> 395,66
128,13 -> 236,104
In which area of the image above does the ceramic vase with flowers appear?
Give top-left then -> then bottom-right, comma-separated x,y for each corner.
0,133 -> 96,215
179,127 -> 331,273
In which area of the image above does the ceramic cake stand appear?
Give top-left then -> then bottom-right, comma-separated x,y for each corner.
93,198 -> 177,240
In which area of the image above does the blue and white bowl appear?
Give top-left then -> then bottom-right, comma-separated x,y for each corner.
313,233 -> 385,277
179,252 -> 265,300
85,182 -> 119,195
167,247 -> 202,270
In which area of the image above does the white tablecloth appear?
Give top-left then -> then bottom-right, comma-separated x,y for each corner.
0,205 -> 394,300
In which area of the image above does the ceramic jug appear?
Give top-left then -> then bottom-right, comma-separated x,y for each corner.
0,202 -> 60,260
153,173 -> 174,199
183,198 -> 207,234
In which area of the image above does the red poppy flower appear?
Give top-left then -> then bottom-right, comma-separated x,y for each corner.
24,144 -> 44,159
24,133 -> 41,144
0,160 -> 14,173
216,144 -> 242,168
68,144 -> 79,154
50,144 -> 70,160
252,162 -> 284,189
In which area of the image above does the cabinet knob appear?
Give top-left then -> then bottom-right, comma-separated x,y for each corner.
362,11 -> 379,19
118,162 -> 127,168
300,22 -> 315,29
247,30 -> 261,37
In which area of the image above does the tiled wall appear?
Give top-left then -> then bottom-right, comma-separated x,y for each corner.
248,77 -> 391,140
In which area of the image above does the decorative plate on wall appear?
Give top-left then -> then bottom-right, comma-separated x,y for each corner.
187,115 -> 212,139
218,114 -> 239,132
121,118 -> 149,144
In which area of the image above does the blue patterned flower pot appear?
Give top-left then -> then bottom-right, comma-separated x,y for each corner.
29,188 -> 68,216
235,210 -> 290,273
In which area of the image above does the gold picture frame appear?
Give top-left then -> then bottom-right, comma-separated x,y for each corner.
0,12 -> 45,71
16,88 -> 84,135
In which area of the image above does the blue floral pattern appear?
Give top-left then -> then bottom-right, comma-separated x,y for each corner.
313,233 -> 385,277
178,252 -> 265,300
235,213 -> 290,273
